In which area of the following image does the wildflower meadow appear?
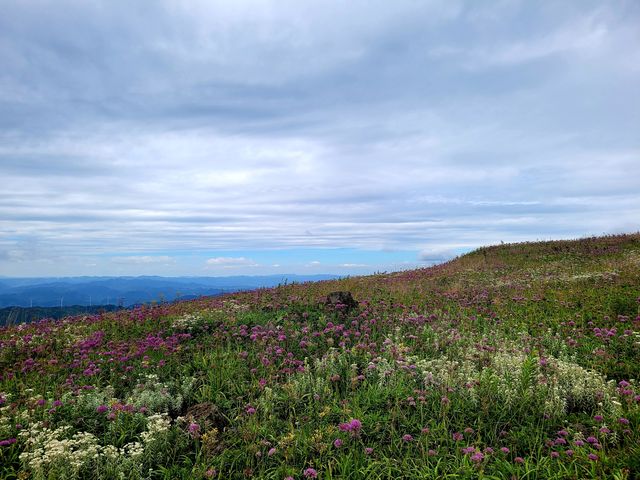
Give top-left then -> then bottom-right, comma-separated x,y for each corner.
1,234 -> 639,479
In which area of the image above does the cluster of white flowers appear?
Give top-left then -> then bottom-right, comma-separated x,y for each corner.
222,300 -> 250,312
0,394 -> 13,437
413,357 -> 478,391
364,334 -> 621,418
544,358 -> 616,417
140,413 -> 171,445
285,367 -> 331,404
63,385 -> 117,412
171,313 -> 206,332
126,373 -> 194,414
18,413 -> 174,479
18,423 -> 100,478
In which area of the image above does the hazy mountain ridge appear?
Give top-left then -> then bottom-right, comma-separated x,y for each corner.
0,274 -> 340,308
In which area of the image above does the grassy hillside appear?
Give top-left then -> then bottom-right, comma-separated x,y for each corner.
1,233 -> 639,479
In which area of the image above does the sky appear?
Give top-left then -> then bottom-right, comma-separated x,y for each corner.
0,0 -> 639,277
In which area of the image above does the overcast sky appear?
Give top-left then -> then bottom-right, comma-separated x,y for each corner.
1,0 -> 638,277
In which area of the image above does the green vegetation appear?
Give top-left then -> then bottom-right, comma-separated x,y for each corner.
1,233 -> 639,479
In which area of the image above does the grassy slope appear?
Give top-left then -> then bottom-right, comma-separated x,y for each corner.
0,233 -> 639,479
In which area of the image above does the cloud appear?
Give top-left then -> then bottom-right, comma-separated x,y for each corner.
418,249 -> 457,264
340,263 -> 368,268
205,257 -> 259,267
111,256 -> 175,265
0,1 -> 638,276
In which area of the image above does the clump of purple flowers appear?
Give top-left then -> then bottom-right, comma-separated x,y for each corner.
338,418 -> 362,436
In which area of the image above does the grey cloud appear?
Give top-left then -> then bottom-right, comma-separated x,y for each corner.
0,1 -> 638,275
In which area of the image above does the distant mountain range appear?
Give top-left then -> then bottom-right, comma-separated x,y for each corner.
0,275 -> 340,308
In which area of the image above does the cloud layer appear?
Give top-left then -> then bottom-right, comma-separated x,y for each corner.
1,0 -> 638,276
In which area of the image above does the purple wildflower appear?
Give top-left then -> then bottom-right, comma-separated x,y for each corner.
188,423 -> 201,438
471,452 -> 484,463
333,439 -> 343,448
303,468 -> 318,478
349,419 -> 362,431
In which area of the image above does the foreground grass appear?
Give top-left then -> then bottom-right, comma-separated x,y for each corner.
1,233 -> 639,479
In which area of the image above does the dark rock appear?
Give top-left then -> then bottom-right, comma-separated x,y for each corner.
185,402 -> 228,431
325,291 -> 358,312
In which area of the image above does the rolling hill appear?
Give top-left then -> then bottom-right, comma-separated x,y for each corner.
1,233 -> 639,479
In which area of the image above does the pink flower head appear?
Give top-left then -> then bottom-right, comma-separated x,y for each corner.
471,452 -> 484,463
588,453 -> 598,461
364,447 -> 373,455
304,467 -> 318,478
333,438 -> 343,448
402,434 -> 413,442
268,447 -> 277,456
349,419 -> 362,431
500,447 -> 510,454
514,457 -> 525,464
96,405 -> 108,413
188,423 -> 201,438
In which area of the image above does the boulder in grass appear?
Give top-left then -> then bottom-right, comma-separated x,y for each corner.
325,291 -> 358,312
